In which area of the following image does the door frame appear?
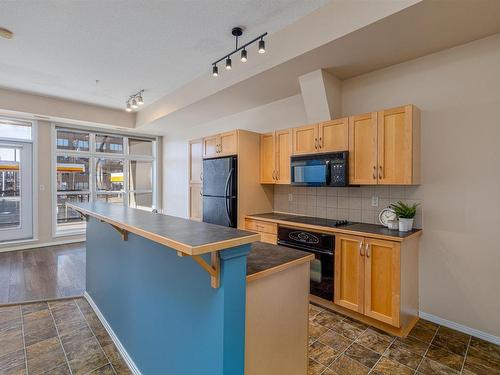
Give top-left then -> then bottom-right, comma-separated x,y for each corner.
0,117 -> 38,245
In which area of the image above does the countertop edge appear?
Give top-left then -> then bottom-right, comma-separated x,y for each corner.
246,253 -> 314,283
245,214 -> 422,242
69,203 -> 261,255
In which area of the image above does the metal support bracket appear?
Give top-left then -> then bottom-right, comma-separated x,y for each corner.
98,220 -> 128,241
177,251 -> 220,288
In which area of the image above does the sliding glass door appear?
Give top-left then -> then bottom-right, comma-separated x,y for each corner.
0,142 -> 33,242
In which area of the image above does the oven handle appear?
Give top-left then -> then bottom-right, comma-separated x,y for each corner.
277,240 -> 334,256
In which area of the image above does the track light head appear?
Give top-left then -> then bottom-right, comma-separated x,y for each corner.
137,94 -> 144,106
131,98 -> 138,109
226,57 -> 232,70
126,102 -> 132,112
241,49 -> 247,62
258,39 -> 266,54
212,65 -> 219,77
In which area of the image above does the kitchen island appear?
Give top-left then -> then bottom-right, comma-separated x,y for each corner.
69,202 -> 312,375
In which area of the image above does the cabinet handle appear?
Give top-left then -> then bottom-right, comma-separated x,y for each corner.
365,243 -> 370,258
272,170 -> 276,180
276,170 -> 280,180
359,241 -> 364,257
319,137 -> 322,149
373,165 -> 377,180
218,144 -> 221,153
379,165 -> 383,179
314,138 -> 318,150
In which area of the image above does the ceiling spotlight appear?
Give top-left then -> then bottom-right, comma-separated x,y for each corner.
131,98 -> 138,109
125,89 -> 145,112
258,39 -> 266,54
126,102 -> 132,112
211,28 -> 267,76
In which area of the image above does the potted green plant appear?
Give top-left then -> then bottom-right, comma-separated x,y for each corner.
390,201 -> 419,231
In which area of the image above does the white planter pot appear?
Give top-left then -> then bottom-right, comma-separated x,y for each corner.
398,218 -> 414,232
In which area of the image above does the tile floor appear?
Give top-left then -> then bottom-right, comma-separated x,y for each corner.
0,298 -> 131,375
308,303 -> 500,375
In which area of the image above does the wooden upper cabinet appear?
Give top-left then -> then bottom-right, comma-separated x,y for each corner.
319,118 -> 348,153
335,234 -> 364,312
349,113 -> 378,185
203,135 -> 219,158
203,130 -> 238,158
219,130 -> 237,156
378,105 -> 420,185
292,124 -> 318,155
275,129 -> 292,184
364,238 -> 401,327
260,132 -> 275,184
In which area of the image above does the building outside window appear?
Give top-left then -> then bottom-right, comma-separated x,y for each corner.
53,127 -> 157,235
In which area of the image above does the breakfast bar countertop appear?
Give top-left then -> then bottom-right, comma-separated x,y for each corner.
68,202 -> 261,255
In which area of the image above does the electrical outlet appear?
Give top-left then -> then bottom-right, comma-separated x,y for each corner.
371,196 -> 379,207
39,184 -> 45,191
288,193 -> 293,202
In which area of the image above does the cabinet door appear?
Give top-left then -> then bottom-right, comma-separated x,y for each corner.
203,135 -> 219,158
219,130 -> 238,156
319,118 -> 348,153
260,132 -> 275,184
334,234 -> 364,312
377,105 -> 413,185
275,129 -> 292,184
189,184 -> 202,221
349,113 -> 378,185
189,139 -> 203,183
364,238 -> 400,327
292,124 -> 318,155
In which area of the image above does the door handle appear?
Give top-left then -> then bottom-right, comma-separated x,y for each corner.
365,243 -> 370,258
359,241 -> 364,257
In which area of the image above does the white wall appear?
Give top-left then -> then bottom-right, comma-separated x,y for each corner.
162,94 -> 307,218
341,33 -> 500,338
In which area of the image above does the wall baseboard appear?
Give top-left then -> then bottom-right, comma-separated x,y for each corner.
419,311 -> 500,345
0,238 -> 84,253
84,292 -> 142,375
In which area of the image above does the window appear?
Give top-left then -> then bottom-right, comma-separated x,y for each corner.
53,127 -> 157,235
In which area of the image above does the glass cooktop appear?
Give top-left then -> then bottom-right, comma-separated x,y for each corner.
284,216 -> 352,228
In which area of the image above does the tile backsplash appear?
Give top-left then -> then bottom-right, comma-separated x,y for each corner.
273,185 -> 423,228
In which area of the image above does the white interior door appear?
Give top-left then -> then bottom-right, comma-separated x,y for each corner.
0,142 -> 33,242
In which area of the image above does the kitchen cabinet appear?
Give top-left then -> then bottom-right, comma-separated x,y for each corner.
244,218 -> 277,244
335,234 -> 403,327
203,130 -> 238,158
349,105 -> 420,185
260,129 -> 292,184
189,139 -> 203,221
292,118 -> 348,155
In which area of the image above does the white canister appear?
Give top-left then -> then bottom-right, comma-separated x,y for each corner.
387,220 -> 399,230
398,218 -> 414,232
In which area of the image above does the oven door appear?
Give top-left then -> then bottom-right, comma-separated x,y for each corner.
291,159 -> 331,186
308,248 -> 334,301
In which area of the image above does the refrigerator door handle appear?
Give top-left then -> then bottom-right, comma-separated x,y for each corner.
225,167 -> 235,227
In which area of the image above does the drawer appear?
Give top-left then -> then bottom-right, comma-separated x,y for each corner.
245,219 -> 278,235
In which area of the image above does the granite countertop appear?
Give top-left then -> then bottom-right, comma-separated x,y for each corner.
68,202 -> 260,255
247,212 -> 422,241
246,241 -> 314,282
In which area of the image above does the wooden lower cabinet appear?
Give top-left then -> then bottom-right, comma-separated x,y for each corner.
335,234 -> 406,328
244,218 -> 277,244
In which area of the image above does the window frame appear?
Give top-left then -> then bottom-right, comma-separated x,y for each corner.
52,125 -> 158,237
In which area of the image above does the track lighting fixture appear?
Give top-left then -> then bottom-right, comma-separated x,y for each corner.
211,27 -> 267,77
258,38 -> 266,54
124,89 -> 145,112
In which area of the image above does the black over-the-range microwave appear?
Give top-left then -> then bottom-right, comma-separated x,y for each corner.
290,151 -> 348,187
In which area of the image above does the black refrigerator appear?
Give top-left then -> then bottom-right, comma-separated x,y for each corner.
202,156 -> 237,228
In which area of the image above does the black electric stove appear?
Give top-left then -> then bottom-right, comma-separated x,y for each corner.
283,215 -> 352,228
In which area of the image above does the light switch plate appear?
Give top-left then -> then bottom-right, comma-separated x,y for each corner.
39,184 -> 45,191
288,193 -> 293,202
371,196 -> 379,207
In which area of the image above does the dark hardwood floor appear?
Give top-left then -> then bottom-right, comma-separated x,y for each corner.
0,242 -> 85,304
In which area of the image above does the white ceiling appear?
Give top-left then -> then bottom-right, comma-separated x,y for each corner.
0,0 -> 330,109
